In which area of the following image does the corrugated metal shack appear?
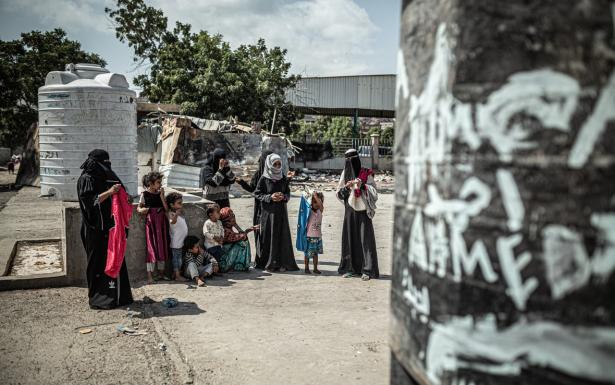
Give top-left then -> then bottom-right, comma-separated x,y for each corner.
285,74 -> 395,118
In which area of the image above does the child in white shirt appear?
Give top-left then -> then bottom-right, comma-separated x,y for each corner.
167,192 -> 188,281
203,203 -> 225,262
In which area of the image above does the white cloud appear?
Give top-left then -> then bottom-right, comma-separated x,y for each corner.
1,0 -> 114,34
153,0 -> 379,76
2,0 -> 380,76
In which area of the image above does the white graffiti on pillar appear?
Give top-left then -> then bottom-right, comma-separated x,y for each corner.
398,22 -> 615,312
397,16 -> 615,385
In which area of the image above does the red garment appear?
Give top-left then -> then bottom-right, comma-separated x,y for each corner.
105,187 -> 133,278
354,168 -> 374,197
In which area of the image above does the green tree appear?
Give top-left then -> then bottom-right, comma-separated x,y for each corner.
381,125 -> 395,144
0,29 -> 105,149
106,0 -> 299,127
325,117 -> 353,143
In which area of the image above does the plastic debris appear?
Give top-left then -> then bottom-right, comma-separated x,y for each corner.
162,297 -> 178,308
158,342 -> 167,351
117,324 -> 148,336
126,310 -> 142,318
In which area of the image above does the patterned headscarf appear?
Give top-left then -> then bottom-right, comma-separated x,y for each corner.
262,153 -> 283,181
219,207 -> 235,227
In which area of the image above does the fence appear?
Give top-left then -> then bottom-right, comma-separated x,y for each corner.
300,136 -> 392,158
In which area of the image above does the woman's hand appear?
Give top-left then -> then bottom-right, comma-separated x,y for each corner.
219,158 -> 228,169
108,184 -> 121,195
344,180 -> 354,189
273,192 -> 285,202
159,186 -> 165,197
355,178 -> 362,189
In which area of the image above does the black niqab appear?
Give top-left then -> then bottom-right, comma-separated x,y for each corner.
80,149 -> 123,187
343,149 -> 362,182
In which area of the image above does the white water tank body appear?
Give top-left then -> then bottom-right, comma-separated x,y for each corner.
38,63 -> 137,201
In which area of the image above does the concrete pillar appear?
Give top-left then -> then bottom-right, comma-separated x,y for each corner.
371,133 -> 380,171
391,1 -> 615,385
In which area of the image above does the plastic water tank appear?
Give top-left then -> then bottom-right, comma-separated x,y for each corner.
38,63 -> 137,201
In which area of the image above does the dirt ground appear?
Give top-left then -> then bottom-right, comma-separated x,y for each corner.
0,189 -> 394,385
0,170 -> 18,210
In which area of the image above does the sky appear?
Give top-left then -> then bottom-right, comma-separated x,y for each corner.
0,0 -> 401,91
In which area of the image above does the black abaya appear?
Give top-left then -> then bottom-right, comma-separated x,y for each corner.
338,207 -> 379,278
236,150 -> 273,268
336,151 -> 380,278
77,163 -> 133,310
253,176 -> 298,271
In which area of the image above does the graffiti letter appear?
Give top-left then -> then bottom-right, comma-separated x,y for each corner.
569,72 -> 615,168
409,211 -> 429,271
426,217 -> 450,278
451,230 -> 498,283
496,169 -> 525,232
402,268 -> 431,316
590,213 -> 615,280
497,234 -> 538,310
542,226 -> 591,300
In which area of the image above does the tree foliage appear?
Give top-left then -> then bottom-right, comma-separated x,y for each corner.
105,0 -> 299,127
291,116 -> 355,143
0,29 -> 105,150
380,125 -> 394,144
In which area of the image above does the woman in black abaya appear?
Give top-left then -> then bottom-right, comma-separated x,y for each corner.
77,149 -> 133,309
254,153 -> 299,272
336,149 -> 379,280
237,150 -> 273,268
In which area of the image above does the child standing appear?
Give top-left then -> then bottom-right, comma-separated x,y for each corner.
167,192 -> 187,281
183,236 -> 218,287
203,204 -> 225,262
138,172 -> 169,284
297,191 -> 324,274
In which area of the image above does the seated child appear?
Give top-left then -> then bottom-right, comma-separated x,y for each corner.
183,235 -> 218,287
203,203 -> 225,261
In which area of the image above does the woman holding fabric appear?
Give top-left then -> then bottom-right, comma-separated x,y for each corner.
77,149 -> 134,309
336,149 -> 379,281
254,153 -> 299,272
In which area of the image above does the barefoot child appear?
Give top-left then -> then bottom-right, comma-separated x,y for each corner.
138,172 -> 169,284
183,236 -> 218,287
203,204 -> 225,262
167,192 -> 187,281
297,190 -> 324,274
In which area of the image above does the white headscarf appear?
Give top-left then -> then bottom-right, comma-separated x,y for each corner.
262,153 -> 283,181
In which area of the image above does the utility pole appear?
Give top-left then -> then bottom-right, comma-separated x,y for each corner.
391,1 -> 615,385
270,107 -> 277,134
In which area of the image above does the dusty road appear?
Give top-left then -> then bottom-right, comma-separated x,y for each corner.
0,190 -> 394,385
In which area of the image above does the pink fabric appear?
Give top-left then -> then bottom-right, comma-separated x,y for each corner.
354,168 -> 374,198
105,187 -> 133,278
145,208 -> 169,264
306,209 -> 322,238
